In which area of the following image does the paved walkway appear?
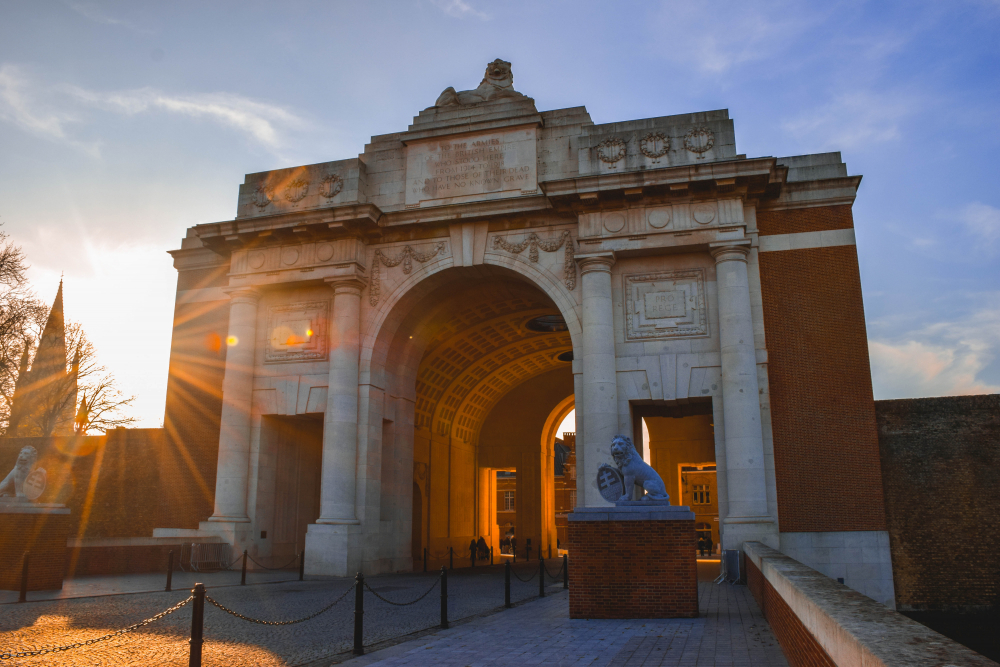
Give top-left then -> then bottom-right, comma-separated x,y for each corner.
0,563 -> 787,666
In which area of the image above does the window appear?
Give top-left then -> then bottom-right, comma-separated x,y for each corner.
692,484 -> 711,504
569,490 -> 577,508
504,491 -> 515,511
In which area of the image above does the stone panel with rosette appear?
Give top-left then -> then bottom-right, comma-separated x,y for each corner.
265,301 -> 330,363
624,270 -> 708,341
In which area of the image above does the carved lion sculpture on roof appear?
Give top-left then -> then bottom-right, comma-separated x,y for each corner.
434,59 -> 529,107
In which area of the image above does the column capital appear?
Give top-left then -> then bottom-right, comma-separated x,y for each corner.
575,251 -> 616,274
324,276 -> 368,296
221,286 -> 261,305
709,241 -> 751,264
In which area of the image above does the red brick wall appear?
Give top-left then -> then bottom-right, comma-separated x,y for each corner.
66,544 -> 183,578
0,511 -> 69,590
757,205 -> 886,533
747,558 -> 836,667
567,518 -> 697,618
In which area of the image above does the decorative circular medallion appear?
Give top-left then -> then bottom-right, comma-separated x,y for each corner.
316,243 -> 334,262
596,137 -> 627,166
251,183 -> 273,210
281,247 -> 300,265
248,251 -> 266,269
683,127 -> 715,158
640,131 -> 670,162
647,208 -> 672,229
284,178 -> 309,203
604,213 -> 626,233
320,173 -> 344,199
692,202 -> 716,224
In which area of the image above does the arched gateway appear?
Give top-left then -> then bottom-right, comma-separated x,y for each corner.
159,60 -> 895,606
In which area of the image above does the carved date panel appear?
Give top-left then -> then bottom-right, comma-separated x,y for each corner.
624,270 -> 708,341
265,301 -> 330,363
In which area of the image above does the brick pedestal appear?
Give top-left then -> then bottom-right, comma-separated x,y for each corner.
568,505 -> 698,618
0,502 -> 70,591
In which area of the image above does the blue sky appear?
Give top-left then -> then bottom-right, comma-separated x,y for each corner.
1,0 -> 998,427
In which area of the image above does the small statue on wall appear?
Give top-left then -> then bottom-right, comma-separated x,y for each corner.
434,59 -> 530,107
609,435 -> 670,503
0,445 -> 45,501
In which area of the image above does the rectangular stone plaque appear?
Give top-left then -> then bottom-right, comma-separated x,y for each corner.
265,301 -> 329,363
405,127 -> 537,207
624,270 -> 708,341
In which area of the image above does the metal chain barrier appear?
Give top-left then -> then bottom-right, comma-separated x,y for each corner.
246,553 -> 301,571
205,584 -> 353,626
0,595 -> 194,661
363,577 -> 439,606
509,564 -> 538,583
543,559 -> 565,580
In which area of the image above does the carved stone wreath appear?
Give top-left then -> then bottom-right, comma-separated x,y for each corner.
320,173 -> 344,199
640,132 -> 670,163
251,183 -> 274,210
284,178 -> 309,203
492,230 -> 576,291
369,242 -> 446,306
596,137 -> 627,166
683,127 -> 715,158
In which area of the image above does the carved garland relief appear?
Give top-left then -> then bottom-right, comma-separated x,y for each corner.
623,270 -> 708,341
492,230 -> 576,290
320,173 -> 344,199
683,127 -> 715,159
639,132 -> 670,163
596,137 -> 627,167
369,243 -> 447,306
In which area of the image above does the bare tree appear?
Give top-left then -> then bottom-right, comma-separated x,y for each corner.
0,229 -> 42,435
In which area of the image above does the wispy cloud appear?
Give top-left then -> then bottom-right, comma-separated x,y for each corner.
0,65 -> 305,156
430,0 -> 491,20
959,202 -> 1000,247
782,89 -> 917,150
64,1 -> 151,33
869,302 -> 1000,399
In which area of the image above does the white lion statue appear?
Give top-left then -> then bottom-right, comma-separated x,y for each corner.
0,445 -> 38,499
610,435 -> 670,502
434,59 -> 529,107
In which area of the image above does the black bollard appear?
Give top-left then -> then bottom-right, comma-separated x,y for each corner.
548,544 -> 552,559
353,573 -> 364,655
470,542 -> 476,568
526,545 -> 531,561
166,550 -> 174,592
18,552 -> 29,603
423,547 -> 427,572
440,566 -> 449,629
189,583 -> 205,667
490,546 -> 493,566
299,551 -> 305,581
449,546 -> 453,570
504,560 -> 511,608
563,553 -> 568,589
538,558 -> 545,597
241,549 -> 248,585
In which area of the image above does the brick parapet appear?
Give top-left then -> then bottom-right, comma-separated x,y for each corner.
757,204 -> 855,236
0,507 -> 70,590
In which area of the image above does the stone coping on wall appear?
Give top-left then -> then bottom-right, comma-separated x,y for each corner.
568,505 -> 695,522
0,501 -> 70,515
744,541 -> 997,667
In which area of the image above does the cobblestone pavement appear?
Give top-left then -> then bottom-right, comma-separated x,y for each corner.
350,582 -> 787,667
0,561 -> 787,666
0,563 -> 561,666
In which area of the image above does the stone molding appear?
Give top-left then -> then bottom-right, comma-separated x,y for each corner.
709,241 -> 751,264
324,276 -> 368,296
575,251 -> 615,274
222,286 -> 261,305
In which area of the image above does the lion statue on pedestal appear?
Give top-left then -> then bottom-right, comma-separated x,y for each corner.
610,435 -> 670,502
0,445 -> 38,500
434,59 -> 530,107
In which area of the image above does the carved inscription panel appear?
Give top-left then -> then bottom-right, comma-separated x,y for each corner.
265,301 -> 329,363
624,270 -> 708,341
405,127 -> 537,206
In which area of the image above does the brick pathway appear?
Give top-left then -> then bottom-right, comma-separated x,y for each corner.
0,564 -> 787,666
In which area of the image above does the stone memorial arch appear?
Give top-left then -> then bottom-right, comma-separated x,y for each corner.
159,59 -> 895,606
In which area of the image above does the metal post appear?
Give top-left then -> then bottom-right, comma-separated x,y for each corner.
166,550 -> 174,592
563,553 -> 568,589
548,544 -> 552,559
440,566 -> 449,629
18,552 -> 29,603
504,560 -> 511,608
449,546 -> 453,570
423,547 -> 428,572
353,573 -> 364,655
240,550 -> 247,586
470,542 -> 475,568
298,551 -> 305,581
490,546 -> 493,566
538,558 -> 545,597
189,583 -> 205,667
527,545 -> 531,561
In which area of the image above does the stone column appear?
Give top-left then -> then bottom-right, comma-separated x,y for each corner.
208,287 -> 260,523
576,252 -> 617,507
710,242 -> 773,545
306,276 -> 366,576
